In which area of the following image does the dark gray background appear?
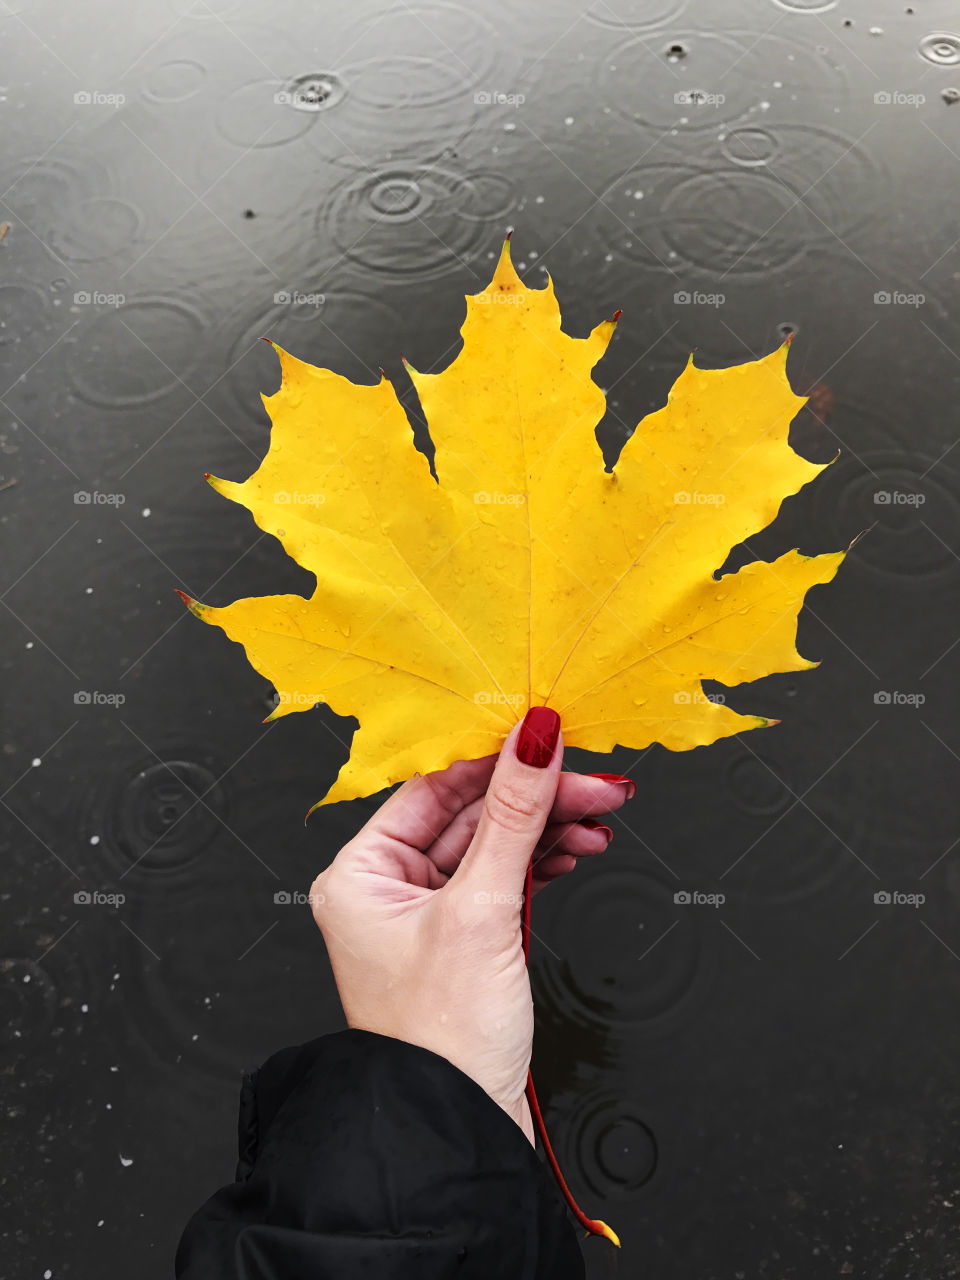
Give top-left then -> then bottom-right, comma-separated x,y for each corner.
2,0 -> 959,1276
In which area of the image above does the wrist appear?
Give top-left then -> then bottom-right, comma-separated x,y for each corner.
505,1093 -> 535,1146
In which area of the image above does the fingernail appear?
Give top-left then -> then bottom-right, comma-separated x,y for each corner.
515,706 -> 561,768
581,819 -> 613,843
587,772 -> 637,799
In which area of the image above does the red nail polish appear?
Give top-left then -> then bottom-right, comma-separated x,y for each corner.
515,706 -> 560,768
587,772 -> 636,799
581,819 -> 613,842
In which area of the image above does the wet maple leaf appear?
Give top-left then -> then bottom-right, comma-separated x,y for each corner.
181,237 -> 847,811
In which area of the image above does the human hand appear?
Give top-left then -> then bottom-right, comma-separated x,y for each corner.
310,707 -> 634,1142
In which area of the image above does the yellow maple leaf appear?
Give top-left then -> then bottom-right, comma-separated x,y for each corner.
181,237 -> 847,810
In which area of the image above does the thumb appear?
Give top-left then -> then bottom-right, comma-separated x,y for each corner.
457,707 -> 563,901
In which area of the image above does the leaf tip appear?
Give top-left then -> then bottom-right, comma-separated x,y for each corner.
174,588 -> 205,618
767,336 -> 793,377
612,308 -> 622,323
846,523 -> 873,552
492,231 -> 522,287
260,335 -> 293,371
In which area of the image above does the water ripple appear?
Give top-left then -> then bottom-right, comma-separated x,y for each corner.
320,163 -> 517,280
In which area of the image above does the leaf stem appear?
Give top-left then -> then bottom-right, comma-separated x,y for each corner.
521,860 -> 620,1249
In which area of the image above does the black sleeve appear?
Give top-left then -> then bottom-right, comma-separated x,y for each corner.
175,1028 -> 585,1279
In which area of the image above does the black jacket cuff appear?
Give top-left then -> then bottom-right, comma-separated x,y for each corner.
175,1028 -> 585,1279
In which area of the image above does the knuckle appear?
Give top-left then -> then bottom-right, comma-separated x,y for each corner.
484,779 -> 542,833
420,769 -> 470,823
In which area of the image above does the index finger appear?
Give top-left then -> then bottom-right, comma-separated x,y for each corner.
354,753 -> 500,850
355,755 -> 633,853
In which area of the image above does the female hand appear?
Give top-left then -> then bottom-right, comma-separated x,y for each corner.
310,707 -> 634,1142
